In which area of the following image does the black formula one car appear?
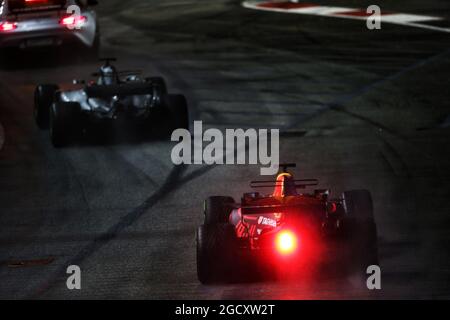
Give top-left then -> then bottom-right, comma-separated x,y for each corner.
34,58 -> 189,147
196,164 -> 378,284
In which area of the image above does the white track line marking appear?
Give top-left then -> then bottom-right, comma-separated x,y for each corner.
242,1 -> 450,33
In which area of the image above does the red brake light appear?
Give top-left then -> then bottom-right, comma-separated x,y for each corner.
275,230 -> 298,255
0,22 -> 18,32
60,15 -> 87,28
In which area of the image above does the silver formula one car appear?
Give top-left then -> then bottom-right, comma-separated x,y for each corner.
0,0 -> 99,52
34,58 -> 189,147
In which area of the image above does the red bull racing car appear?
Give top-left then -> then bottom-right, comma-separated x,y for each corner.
196,164 -> 378,284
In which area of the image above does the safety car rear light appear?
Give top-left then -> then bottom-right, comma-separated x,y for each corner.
59,15 -> 87,28
275,230 -> 298,255
0,21 -> 18,32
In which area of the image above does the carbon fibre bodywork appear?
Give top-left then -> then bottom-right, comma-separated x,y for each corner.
59,81 -> 164,121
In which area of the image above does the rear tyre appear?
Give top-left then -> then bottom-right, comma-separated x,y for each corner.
197,223 -> 237,284
343,190 -> 379,274
34,85 -> 59,129
163,94 -> 189,130
204,196 -> 235,225
49,102 -> 80,148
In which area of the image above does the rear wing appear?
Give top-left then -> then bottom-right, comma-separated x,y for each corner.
250,179 -> 318,189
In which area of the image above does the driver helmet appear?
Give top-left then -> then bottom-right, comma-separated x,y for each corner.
272,172 -> 298,197
98,64 -> 118,85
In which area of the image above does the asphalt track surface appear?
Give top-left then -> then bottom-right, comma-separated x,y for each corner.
1,0 -> 450,299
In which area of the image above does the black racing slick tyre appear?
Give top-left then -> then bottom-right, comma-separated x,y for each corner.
196,223 -> 237,284
34,84 -> 59,129
163,94 -> 189,130
146,77 -> 168,95
49,102 -> 80,148
343,190 -> 379,273
204,196 -> 235,225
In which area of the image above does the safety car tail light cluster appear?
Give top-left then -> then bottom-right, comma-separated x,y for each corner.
59,15 -> 87,28
0,21 -> 18,32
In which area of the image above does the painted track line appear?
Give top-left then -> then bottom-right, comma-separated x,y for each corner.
242,1 -> 450,33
